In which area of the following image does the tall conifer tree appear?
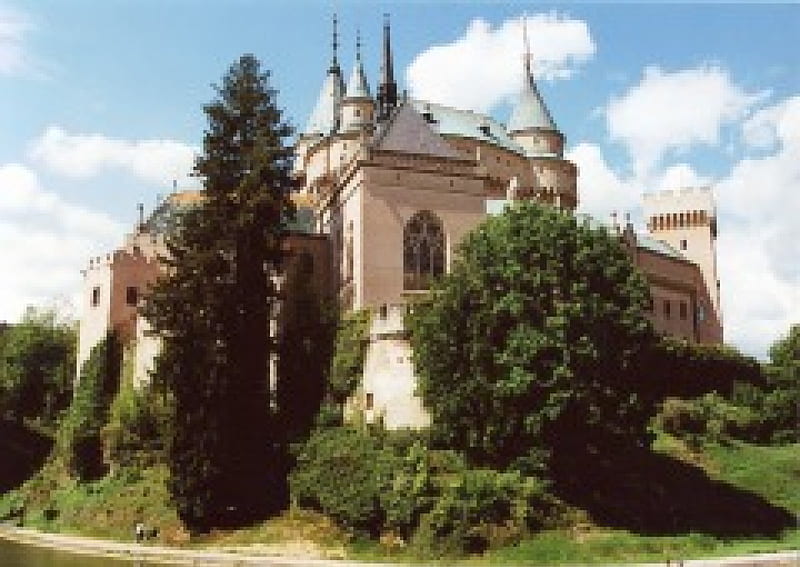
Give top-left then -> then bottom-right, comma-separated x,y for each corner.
143,54 -> 295,530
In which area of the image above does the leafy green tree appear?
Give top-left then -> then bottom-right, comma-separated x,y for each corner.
143,54 -> 295,529
0,307 -> 76,427
407,202 -> 656,467
763,324 -> 799,442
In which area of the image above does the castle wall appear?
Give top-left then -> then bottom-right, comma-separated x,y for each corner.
77,257 -> 113,378
108,249 -> 161,345
359,158 -> 486,308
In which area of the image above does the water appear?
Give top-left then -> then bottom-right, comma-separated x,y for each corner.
0,537 -> 162,566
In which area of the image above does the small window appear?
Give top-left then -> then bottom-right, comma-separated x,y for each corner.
663,300 -> 671,319
697,304 -> 706,322
379,304 -> 388,319
132,244 -> 141,255
126,286 -> 138,306
355,108 -> 361,117
91,286 -> 100,307
680,239 -> 687,251
365,392 -> 374,410
646,297 -> 654,312
679,301 -> 688,320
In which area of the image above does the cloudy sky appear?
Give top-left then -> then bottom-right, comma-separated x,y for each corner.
1,2 -> 797,359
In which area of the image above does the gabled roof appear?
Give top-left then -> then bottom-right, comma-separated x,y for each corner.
373,103 -> 461,159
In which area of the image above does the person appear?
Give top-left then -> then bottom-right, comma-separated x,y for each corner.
135,521 -> 145,543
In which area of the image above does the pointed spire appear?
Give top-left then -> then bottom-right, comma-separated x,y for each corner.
508,14 -> 557,133
330,13 -> 341,74
377,13 -> 398,121
346,29 -> 371,99
303,13 -> 346,135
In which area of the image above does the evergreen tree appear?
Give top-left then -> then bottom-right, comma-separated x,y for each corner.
143,54 -> 295,530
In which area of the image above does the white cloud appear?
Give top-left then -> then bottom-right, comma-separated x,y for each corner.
606,65 -> 766,176
0,163 -> 123,323
406,12 -> 595,113
0,6 -> 45,78
575,70 -> 798,358
29,126 -> 197,186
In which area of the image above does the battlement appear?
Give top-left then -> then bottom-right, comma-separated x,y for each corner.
643,187 -> 715,216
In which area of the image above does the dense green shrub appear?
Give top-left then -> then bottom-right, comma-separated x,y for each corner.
102,377 -> 172,469
290,427 -> 397,532
656,394 -> 758,447
328,310 -> 371,406
413,468 -> 555,556
59,332 -> 122,480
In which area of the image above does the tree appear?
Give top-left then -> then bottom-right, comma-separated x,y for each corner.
762,324 -> 799,442
0,306 -> 76,427
143,54 -> 295,530
407,202 -> 656,467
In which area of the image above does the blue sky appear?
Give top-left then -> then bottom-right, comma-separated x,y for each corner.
1,1 -> 798,358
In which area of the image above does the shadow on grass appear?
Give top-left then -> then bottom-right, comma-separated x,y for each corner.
0,419 -> 52,494
551,443 -> 795,538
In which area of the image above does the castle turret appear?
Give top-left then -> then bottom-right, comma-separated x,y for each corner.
302,14 -> 346,136
341,30 -> 375,132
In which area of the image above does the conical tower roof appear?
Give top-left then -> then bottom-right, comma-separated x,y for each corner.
345,31 -> 371,99
303,15 -> 345,135
507,18 -> 557,133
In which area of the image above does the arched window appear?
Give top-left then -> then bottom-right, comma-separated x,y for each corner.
404,210 -> 445,290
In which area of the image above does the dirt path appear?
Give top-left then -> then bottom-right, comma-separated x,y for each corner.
1,524 -> 797,566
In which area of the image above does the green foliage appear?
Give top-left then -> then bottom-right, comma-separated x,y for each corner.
328,309 -> 371,405
278,287 -> 337,441
102,373 -> 172,469
762,325 -> 799,443
656,394 -> 758,448
646,338 -> 764,400
413,468 -> 555,556
59,332 -> 122,480
0,306 -> 76,427
290,427 -> 396,533
142,54 -> 295,529
408,202 -> 656,466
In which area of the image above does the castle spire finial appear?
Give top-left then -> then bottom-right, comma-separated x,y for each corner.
377,13 -> 398,121
356,28 -> 362,62
331,13 -> 340,73
523,13 -> 532,79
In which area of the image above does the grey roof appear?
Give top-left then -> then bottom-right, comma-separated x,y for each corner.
345,59 -> 371,99
409,99 -> 528,157
507,72 -> 557,133
304,70 -> 345,135
637,235 -> 686,260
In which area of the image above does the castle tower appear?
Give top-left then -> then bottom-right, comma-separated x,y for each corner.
341,30 -> 375,132
507,16 -> 577,210
301,14 -> 346,137
644,187 -> 722,341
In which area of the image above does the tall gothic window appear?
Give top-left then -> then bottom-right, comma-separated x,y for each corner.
404,210 -> 445,290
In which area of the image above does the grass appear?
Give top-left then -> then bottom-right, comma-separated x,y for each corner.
1,436 -> 797,564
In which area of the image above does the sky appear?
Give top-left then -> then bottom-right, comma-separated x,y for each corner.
0,1 -> 798,359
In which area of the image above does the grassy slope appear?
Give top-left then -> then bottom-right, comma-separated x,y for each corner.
1,438 -> 797,564
483,438 -> 799,565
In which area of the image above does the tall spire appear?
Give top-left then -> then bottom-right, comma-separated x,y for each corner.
303,13 -> 346,135
330,13 -> 340,74
508,14 -> 557,133
346,29 -> 371,99
377,13 -> 398,121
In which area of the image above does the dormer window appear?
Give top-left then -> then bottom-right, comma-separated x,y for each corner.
422,111 -> 436,124
479,124 -> 491,136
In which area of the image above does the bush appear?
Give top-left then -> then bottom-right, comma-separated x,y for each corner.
102,379 -> 171,469
656,394 -> 758,447
290,427 -> 397,533
413,468 -> 555,556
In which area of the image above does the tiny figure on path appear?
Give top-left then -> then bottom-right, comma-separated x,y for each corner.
135,522 -> 145,543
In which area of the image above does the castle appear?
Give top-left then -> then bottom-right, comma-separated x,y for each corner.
77,16 -> 723,428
